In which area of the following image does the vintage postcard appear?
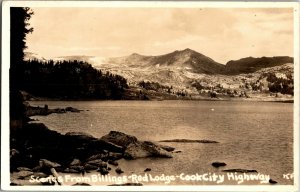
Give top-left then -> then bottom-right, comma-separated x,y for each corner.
1,1 -> 299,191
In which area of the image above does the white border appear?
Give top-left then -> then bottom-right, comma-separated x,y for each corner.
293,1 -> 300,189
1,0 -> 300,8
1,1 -> 299,191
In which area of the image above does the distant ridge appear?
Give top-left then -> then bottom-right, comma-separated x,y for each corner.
108,48 -> 293,75
225,56 -> 293,75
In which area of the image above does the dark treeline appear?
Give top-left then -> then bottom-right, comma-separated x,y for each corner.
21,59 -> 129,99
263,72 -> 294,95
138,81 -> 172,92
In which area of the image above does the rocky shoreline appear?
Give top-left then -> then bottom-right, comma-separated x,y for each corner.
11,122 -> 278,186
10,98 -> 205,186
10,122 -> 175,186
25,104 -> 82,117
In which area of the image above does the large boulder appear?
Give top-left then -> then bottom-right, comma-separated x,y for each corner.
64,131 -> 124,154
101,131 -> 173,159
100,131 -> 138,148
124,141 -> 172,159
124,142 -> 150,159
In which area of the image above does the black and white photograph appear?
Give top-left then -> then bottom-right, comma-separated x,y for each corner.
1,1 -> 299,191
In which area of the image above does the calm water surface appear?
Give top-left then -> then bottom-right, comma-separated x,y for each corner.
29,100 -> 294,185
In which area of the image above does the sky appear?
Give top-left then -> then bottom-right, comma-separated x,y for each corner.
25,7 -> 294,64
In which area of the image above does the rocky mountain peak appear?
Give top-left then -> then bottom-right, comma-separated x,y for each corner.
173,48 -> 198,55
130,53 -> 142,57
182,48 -> 196,53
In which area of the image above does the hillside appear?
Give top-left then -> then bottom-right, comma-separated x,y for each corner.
101,49 -> 294,100
225,56 -> 293,75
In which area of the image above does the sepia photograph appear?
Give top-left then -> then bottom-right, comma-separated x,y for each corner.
1,1 -> 299,191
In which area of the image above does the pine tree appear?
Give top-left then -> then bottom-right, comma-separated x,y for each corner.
10,7 -> 33,90
10,7 -> 33,121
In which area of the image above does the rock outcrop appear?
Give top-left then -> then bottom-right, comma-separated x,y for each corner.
159,139 -> 219,143
25,105 -> 82,117
101,131 -> 173,159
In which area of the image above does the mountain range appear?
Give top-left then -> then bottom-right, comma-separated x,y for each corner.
25,49 -> 294,99
25,48 -> 293,76
106,48 -> 293,75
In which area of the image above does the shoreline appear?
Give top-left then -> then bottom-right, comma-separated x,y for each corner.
21,89 -> 294,103
26,96 -> 294,103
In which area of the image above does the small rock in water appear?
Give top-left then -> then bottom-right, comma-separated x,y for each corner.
144,168 -> 151,172
115,167 -> 124,174
97,167 -> 109,175
108,152 -> 123,161
222,169 -> 257,173
212,162 -> 227,168
269,179 -> 278,184
99,162 -> 108,168
108,160 -> 118,166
